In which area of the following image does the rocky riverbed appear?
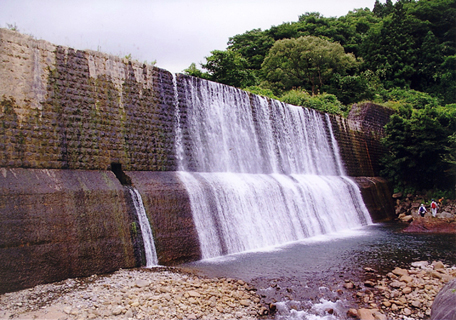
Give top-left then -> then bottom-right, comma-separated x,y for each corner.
346,261 -> 456,320
1,261 -> 454,320
0,267 -> 266,320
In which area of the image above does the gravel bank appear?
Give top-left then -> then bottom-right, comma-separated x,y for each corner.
0,267 -> 266,320
347,261 -> 456,320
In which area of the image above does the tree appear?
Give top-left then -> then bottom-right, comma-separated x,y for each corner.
261,36 -> 358,95
183,63 -> 210,79
381,104 -> 456,192
227,29 -> 275,71
442,132 -> 456,190
200,50 -> 255,88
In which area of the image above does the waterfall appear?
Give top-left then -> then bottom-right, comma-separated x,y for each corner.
175,76 -> 372,259
128,187 -> 158,267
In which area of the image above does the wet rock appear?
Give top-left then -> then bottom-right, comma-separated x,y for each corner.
344,281 -> 355,289
347,308 -> 358,318
358,308 -> 376,320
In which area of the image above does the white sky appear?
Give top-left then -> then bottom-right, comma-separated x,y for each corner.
0,0 -> 379,74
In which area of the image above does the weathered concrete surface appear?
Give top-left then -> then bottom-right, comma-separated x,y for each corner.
0,168 -> 137,294
353,177 -> 395,222
431,278 -> 456,320
127,172 -> 201,265
330,103 -> 395,177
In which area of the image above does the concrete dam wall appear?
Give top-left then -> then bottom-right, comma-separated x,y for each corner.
0,28 -> 394,293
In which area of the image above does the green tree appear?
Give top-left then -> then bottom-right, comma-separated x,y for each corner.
183,63 -> 210,79
442,132 -> 456,187
227,29 -> 275,71
200,50 -> 255,88
381,105 -> 456,192
261,36 -> 358,95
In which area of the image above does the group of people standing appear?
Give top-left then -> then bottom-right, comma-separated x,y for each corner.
418,198 -> 443,217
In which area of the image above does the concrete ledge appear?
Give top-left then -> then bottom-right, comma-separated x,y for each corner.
128,171 -> 201,265
352,177 -> 395,222
0,168 -> 137,294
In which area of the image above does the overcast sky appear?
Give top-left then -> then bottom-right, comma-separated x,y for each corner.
1,0 -> 379,74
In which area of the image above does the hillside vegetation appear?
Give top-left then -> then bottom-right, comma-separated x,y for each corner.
184,0 -> 456,197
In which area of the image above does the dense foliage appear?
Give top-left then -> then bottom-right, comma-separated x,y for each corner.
184,0 -> 456,196
380,102 -> 456,194
185,0 -> 455,106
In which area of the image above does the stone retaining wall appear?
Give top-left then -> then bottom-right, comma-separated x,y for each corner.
1,28 -> 177,171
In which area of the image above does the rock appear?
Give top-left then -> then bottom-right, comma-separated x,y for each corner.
433,261 -> 445,270
431,271 -> 443,279
187,290 -> 201,297
411,300 -> 422,308
392,193 -> 403,199
392,267 -> 408,277
403,307 -> 412,316
358,308 -> 376,320
347,308 -> 358,318
431,279 -> 456,320
372,311 -> 387,320
112,306 -> 123,315
400,275 -> 413,283
382,300 -> 391,307
439,211 -> 455,219
390,281 -> 405,288
135,279 -> 149,288
364,280 -> 376,287
344,281 -> 354,289
411,261 -> 429,268
401,215 -> 413,222
240,299 -> 250,307
402,286 -> 412,294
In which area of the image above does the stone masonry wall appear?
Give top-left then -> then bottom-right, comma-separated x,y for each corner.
1,28 -> 392,178
0,28 -> 177,171
329,103 -> 395,177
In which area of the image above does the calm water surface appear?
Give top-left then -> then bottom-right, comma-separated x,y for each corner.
183,223 -> 456,319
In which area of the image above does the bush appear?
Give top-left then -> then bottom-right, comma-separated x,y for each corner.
280,90 -> 345,115
244,86 -> 278,99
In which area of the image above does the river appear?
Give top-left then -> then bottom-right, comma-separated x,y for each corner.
183,222 -> 456,319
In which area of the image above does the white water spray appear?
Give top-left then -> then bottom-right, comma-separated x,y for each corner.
175,76 -> 372,259
128,187 -> 158,267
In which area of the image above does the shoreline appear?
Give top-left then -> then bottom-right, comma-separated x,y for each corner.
1,260 -> 454,320
0,267 -> 266,320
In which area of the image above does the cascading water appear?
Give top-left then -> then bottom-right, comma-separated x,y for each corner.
127,187 -> 158,267
175,76 -> 372,259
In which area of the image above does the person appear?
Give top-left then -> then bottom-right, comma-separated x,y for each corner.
439,197 -> 444,206
418,204 -> 427,217
431,199 -> 438,217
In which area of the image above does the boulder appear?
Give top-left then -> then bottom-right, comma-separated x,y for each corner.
431,279 -> 456,320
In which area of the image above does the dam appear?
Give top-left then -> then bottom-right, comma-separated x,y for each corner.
0,28 -> 394,293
